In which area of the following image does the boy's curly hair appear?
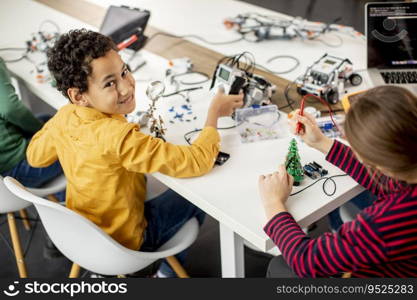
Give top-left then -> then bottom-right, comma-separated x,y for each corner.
47,29 -> 117,99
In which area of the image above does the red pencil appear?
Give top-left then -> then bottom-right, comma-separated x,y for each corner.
296,97 -> 305,134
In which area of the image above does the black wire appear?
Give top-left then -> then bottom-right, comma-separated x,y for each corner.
281,81 -> 296,111
184,109 -> 281,144
38,20 -> 61,34
214,52 -> 298,111
2,19 -> 60,64
184,123 -> 239,145
145,32 -> 244,47
232,13 -> 347,48
0,47 -> 26,51
308,34 -> 344,48
162,86 -> 203,97
278,102 -> 295,111
171,71 -> 210,85
0,48 -> 28,63
320,108 -> 345,114
290,174 -> 349,197
81,270 -> 90,278
217,52 -> 256,74
241,52 -> 256,74
3,56 -> 26,63
244,109 -> 281,127
15,212 -> 40,257
256,55 -> 300,75
21,211 -> 40,257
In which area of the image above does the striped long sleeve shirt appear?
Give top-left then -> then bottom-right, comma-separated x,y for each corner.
264,140 -> 417,277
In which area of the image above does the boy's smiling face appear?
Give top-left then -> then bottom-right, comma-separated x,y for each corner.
73,49 -> 136,115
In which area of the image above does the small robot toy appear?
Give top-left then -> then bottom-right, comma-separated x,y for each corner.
295,54 -> 362,104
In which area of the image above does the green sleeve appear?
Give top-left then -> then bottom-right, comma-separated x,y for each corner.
0,58 -> 43,134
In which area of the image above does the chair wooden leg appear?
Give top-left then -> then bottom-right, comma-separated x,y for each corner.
69,263 -> 80,278
166,256 -> 189,278
47,195 -> 59,203
19,209 -> 31,231
7,213 -> 28,278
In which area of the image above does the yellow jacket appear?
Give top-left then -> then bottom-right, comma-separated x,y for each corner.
27,104 -> 220,250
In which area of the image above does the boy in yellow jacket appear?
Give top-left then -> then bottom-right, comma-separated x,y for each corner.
27,29 -> 243,277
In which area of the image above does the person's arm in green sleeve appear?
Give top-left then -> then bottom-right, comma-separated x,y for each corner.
0,58 -> 43,134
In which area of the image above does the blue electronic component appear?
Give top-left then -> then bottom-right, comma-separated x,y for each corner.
174,113 -> 184,119
303,164 -> 319,179
303,162 -> 328,179
317,121 -> 341,138
323,122 -> 333,130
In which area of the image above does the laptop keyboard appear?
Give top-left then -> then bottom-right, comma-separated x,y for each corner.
380,71 -> 417,84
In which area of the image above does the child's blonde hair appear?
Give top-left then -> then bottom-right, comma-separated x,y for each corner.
344,86 -> 417,179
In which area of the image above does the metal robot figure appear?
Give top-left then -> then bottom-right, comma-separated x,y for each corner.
145,80 -> 166,141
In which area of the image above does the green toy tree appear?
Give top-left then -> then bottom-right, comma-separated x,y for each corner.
285,138 -> 304,186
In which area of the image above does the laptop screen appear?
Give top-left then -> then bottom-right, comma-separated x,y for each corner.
367,2 -> 417,69
100,6 -> 150,51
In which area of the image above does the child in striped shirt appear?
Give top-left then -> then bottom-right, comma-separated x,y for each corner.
259,86 -> 417,277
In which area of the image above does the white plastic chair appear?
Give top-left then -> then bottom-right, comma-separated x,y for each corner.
0,174 -> 66,277
4,176 -> 199,278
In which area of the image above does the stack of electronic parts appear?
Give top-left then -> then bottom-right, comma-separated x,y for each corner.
26,21 -> 60,83
224,12 -> 365,43
210,52 -> 282,143
210,52 -> 276,109
316,114 -> 344,138
303,161 -> 328,180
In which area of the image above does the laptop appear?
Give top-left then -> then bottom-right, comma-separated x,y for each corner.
100,5 -> 150,51
366,2 -> 417,93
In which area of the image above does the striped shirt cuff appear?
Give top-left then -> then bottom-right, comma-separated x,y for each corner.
263,212 -> 304,245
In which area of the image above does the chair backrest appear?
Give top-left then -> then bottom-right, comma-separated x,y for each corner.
3,177 -> 164,275
0,176 -> 31,213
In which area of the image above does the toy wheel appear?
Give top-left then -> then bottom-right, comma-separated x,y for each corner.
324,89 -> 339,104
349,73 -> 363,86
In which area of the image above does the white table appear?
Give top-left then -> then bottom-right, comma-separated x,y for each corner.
87,0 -> 372,85
1,0 -> 364,277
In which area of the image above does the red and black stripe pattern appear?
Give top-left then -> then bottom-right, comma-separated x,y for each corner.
264,140 -> 417,277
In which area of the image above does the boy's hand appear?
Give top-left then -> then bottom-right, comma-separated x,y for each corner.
288,109 -> 333,154
258,165 -> 293,220
209,87 -> 244,117
205,87 -> 244,128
